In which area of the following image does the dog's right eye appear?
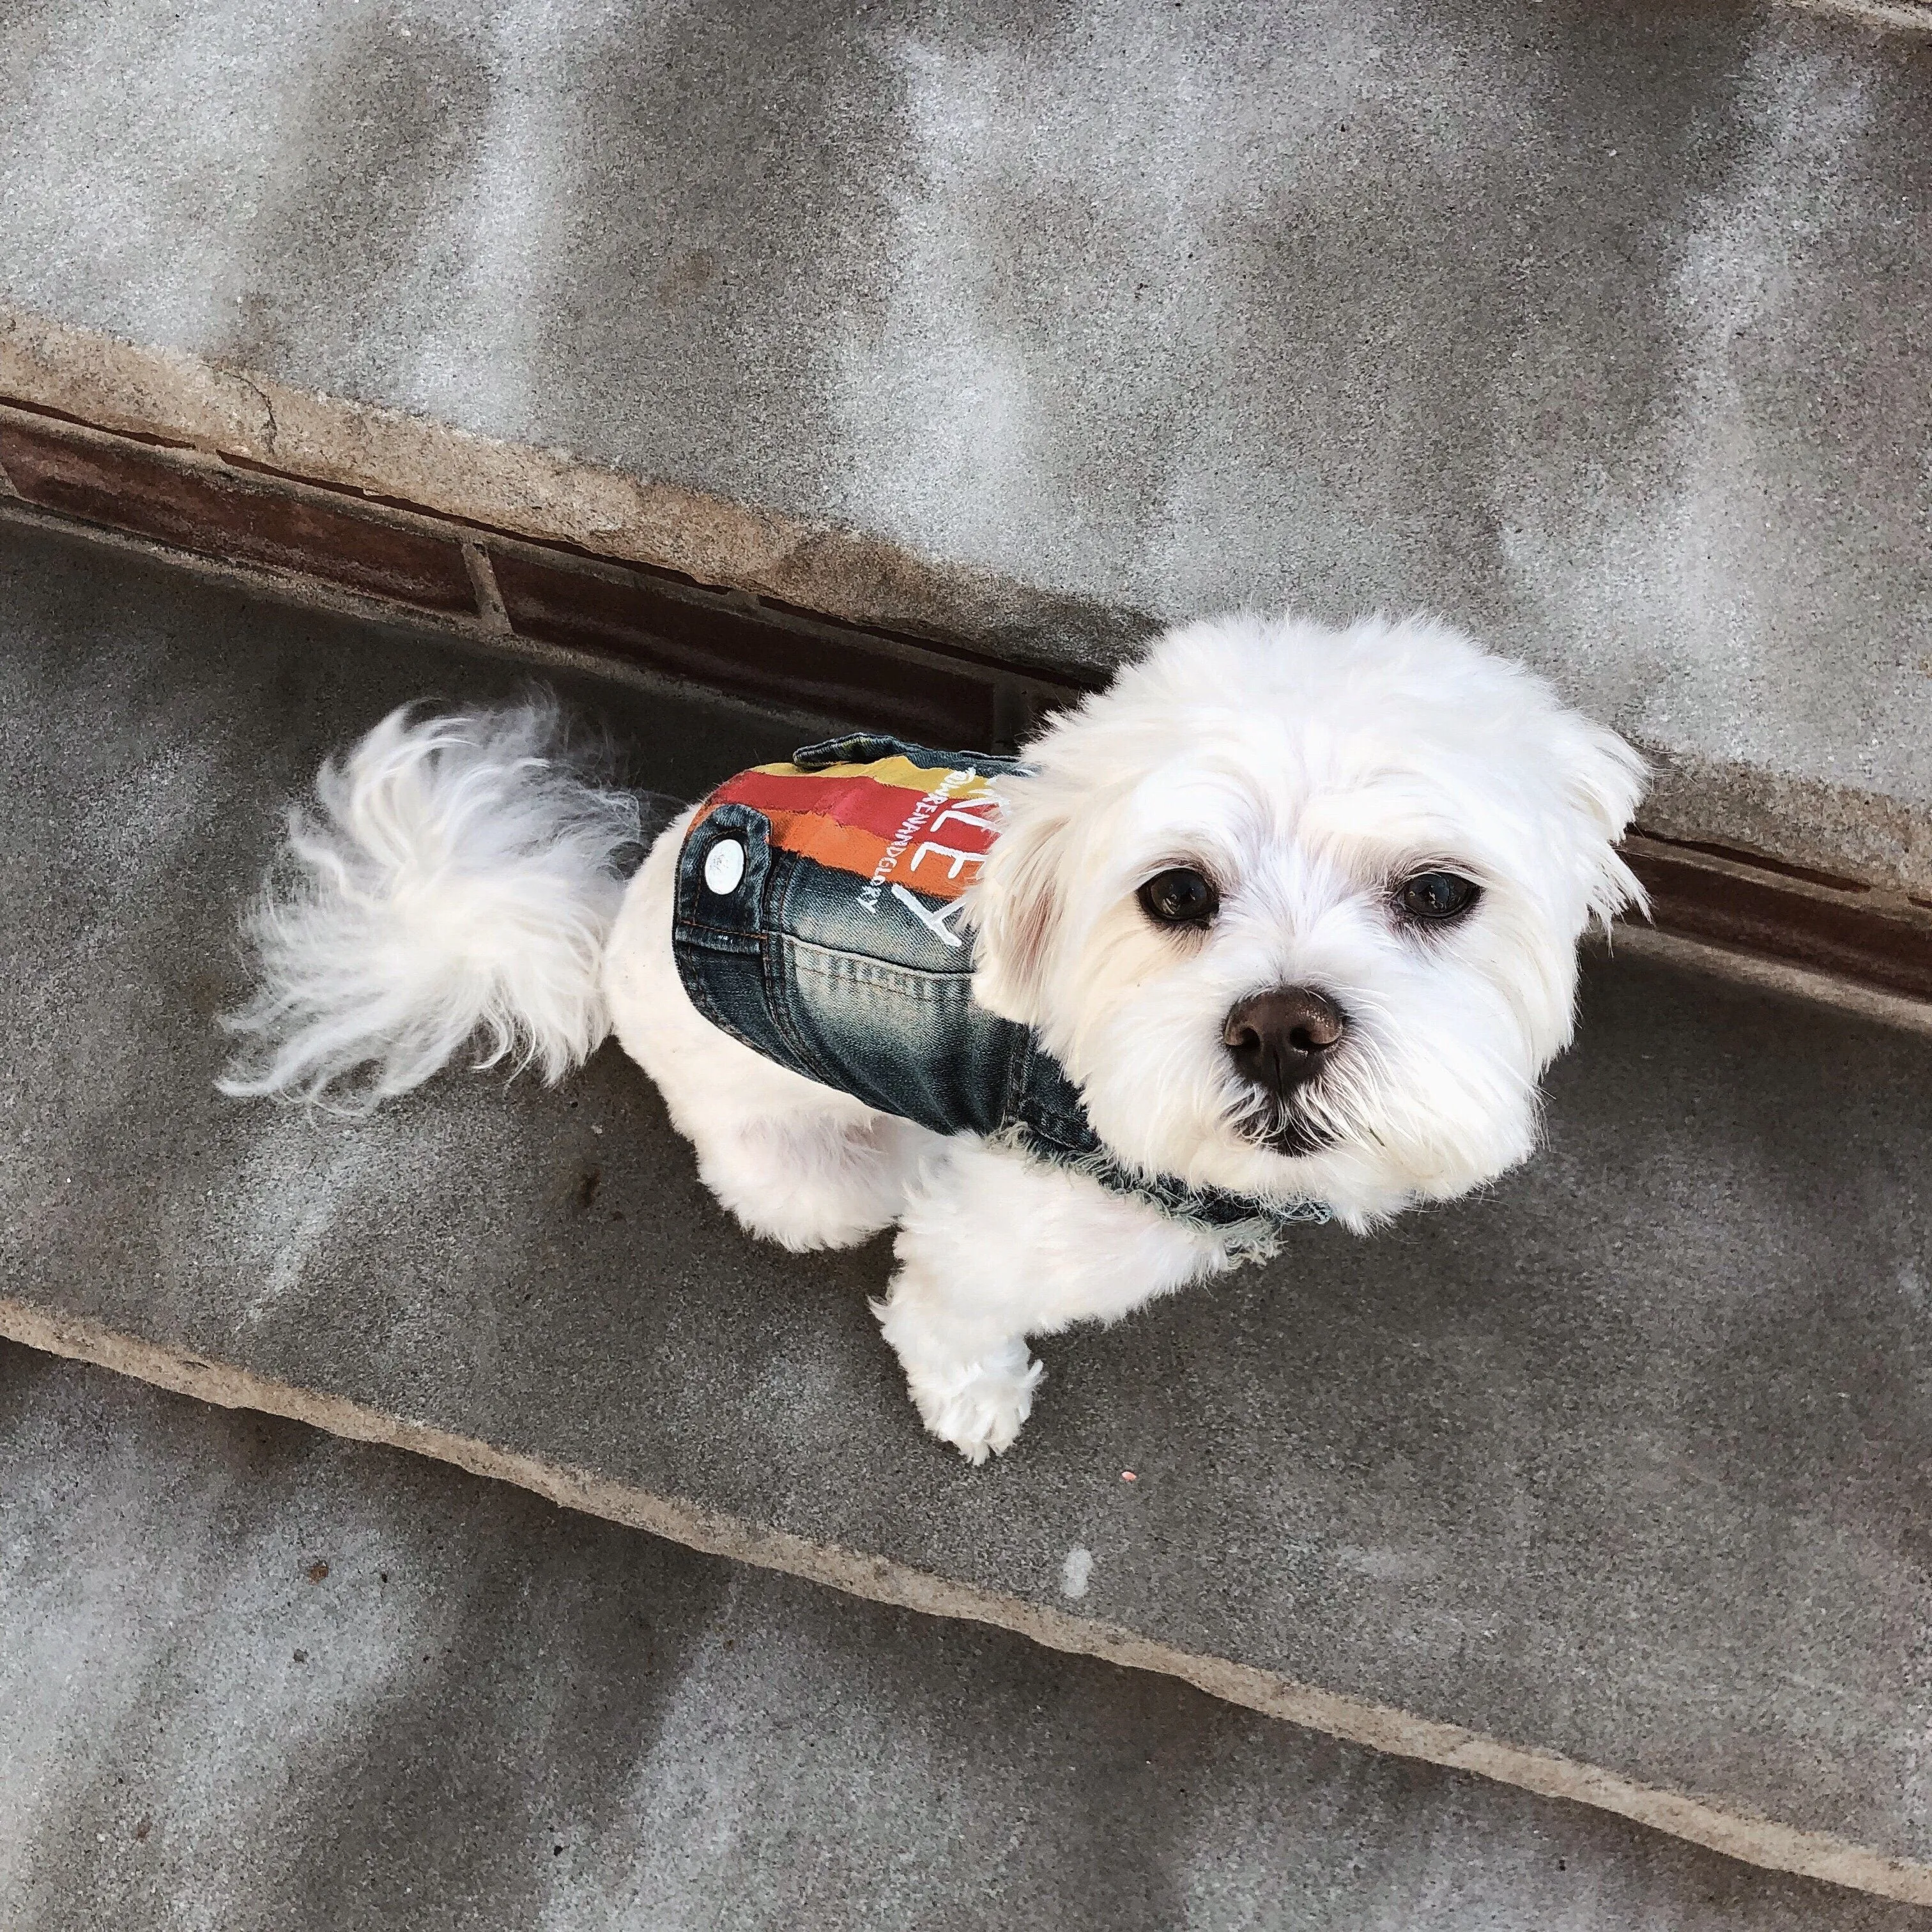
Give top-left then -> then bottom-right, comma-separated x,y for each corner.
1138,867 -> 1220,929
1397,870 -> 1480,922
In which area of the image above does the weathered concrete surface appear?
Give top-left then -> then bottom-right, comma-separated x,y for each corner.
12,1347 -> 1923,1932
2,0 -> 1931,893
2,523 -> 1931,1892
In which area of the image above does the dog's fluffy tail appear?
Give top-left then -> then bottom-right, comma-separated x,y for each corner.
218,696 -> 643,1112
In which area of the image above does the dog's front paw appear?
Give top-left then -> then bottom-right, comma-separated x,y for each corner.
901,1343 -> 1045,1465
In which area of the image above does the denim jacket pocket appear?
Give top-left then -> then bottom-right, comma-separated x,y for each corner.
778,939 -> 1018,1138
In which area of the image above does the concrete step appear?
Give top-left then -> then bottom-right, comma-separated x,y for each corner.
4,0 -> 1930,901
4,1340 -> 1922,1932
3,521 -> 1930,1906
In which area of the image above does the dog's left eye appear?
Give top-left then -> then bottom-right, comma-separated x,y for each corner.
1138,867 -> 1220,928
1396,871 -> 1481,923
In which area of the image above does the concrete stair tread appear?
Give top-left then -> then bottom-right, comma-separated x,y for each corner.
4,522 -> 1929,1904
12,1343 -> 1925,1932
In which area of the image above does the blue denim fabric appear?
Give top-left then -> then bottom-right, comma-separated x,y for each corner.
672,733 -> 1328,1256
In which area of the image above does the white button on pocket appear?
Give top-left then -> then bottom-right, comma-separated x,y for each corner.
702,836 -> 746,895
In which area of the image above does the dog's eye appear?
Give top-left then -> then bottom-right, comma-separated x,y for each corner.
1138,867 -> 1220,928
1396,871 -> 1480,923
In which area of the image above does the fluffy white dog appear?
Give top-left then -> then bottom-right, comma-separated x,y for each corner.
222,614 -> 1646,1462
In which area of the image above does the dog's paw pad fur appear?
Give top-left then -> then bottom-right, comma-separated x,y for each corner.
906,1352 -> 1045,1464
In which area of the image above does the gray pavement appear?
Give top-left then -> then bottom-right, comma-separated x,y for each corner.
3,1341 -> 1922,1932
4,0 -> 1931,894
3,520 -> 1929,1887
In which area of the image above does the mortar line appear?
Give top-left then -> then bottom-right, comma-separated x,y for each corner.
461,537 -> 514,636
2,1297 -> 1927,1908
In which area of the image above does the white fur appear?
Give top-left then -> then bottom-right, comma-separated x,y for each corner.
222,615 -> 1647,1463
968,614 -> 1647,1229
218,698 -> 640,1111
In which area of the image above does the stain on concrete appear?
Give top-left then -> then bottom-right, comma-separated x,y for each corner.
215,8 -> 493,404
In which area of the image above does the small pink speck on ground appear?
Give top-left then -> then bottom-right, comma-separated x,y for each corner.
1121,1471 -> 1137,1482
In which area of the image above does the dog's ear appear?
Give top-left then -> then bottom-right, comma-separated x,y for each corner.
1560,720 -> 1650,931
969,793 -> 1075,1027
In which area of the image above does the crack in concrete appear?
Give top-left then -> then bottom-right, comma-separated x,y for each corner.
225,369 -> 280,456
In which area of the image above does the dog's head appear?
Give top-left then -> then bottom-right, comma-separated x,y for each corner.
965,615 -> 1648,1228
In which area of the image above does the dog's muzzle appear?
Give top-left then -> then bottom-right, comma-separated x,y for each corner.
1223,985 -> 1347,1154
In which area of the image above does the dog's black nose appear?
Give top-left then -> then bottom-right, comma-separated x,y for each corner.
1223,986 -> 1347,1096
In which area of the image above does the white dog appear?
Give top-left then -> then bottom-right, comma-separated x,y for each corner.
221,614 -> 1646,1462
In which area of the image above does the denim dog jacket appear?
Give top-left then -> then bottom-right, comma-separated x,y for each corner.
671,733 -> 1328,1257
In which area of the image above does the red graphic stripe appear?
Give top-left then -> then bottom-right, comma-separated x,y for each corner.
707,767 -> 993,846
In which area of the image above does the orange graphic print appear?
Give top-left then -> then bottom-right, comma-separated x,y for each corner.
696,755 -> 1002,904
